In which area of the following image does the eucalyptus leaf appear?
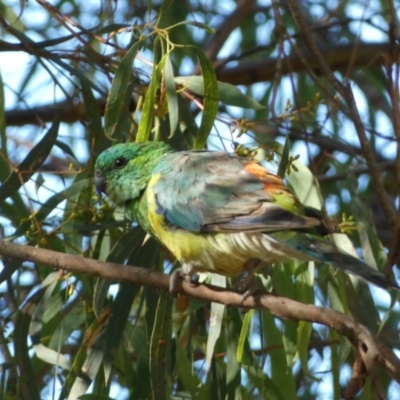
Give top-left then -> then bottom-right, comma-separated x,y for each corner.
288,158 -> 323,210
105,38 -> 144,140
175,76 -> 264,109
188,47 -> 219,149
164,56 -> 179,137
206,274 -> 226,370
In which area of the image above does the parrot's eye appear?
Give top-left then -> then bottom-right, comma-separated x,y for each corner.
114,157 -> 127,169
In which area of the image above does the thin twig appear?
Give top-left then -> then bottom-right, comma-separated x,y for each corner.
317,161 -> 396,184
385,0 -> 400,269
285,0 -> 396,229
216,42 -> 399,85
202,0 -> 256,63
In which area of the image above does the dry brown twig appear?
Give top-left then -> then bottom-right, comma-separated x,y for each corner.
0,238 -> 399,390
202,0 -> 256,63
385,0 -> 400,270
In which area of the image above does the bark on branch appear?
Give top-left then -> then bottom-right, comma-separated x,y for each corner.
216,42 -> 398,85
0,238 -> 399,388
4,42 -> 398,127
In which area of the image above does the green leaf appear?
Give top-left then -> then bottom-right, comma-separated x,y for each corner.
277,135 -> 290,178
0,70 -> 6,151
137,40 -> 166,142
81,79 -> 110,158
103,283 -> 137,383
329,330 -> 341,399
0,259 -> 21,283
104,39 -> 144,140
0,116 -> 59,202
297,320 -> 319,381
188,47 -> 219,149
29,272 -> 58,345
12,178 -> 90,239
175,340 -> 200,397
78,394 -> 115,400
28,272 -> 72,371
262,310 -> 297,400
288,158 -> 323,210
330,233 -> 380,328
54,140 -> 79,163
243,364 -> 286,400
62,173 -> 89,255
93,226 -> 144,316
206,274 -> 226,370
175,76 -> 264,109
14,291 -> 44,400
34,343 -> 71,371
149,291 -> 173,400
184,21 -> 216,33
295,262 -> 314,305
273,263 -> 298,368
225,308 -> 241,397
164,56 -> 179,137
66,322 -> 108,399
96,24 -> 131,35
236,309 -> 253,364
129,326 -> 150,398
0,3 -> 24,31
51,57 -> 104,94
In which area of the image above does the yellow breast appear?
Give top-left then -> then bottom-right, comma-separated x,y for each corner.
146,174 -> 206,261
145,175 -> 305,277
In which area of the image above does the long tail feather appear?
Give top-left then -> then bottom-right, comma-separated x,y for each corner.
287,234 -> 399,291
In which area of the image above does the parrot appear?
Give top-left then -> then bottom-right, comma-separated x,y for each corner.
94,141 -> 399,296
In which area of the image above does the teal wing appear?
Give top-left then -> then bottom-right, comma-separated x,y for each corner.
151,151 -> 323,233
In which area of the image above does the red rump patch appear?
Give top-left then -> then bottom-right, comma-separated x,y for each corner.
244,161 -> 290,194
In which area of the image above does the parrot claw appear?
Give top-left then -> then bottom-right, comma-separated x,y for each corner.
236,258 -> 261,302
169,267 -> 199,296
236,273 -> 258,302
242,286 -> 258,302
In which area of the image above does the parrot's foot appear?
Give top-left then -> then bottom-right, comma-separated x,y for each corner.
169,267 -> 199,296
236,273 -> 258,302
236,258 -> 261,302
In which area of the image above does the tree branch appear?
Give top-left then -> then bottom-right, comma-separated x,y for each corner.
385,0 -> 400,270
203,0 -> 256,62
216,42 -> 398,85
0,239 -> 399,384
4,43 -> 398,127
317,161 -> 396,184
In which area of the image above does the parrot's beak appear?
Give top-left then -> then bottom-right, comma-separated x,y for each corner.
94,169 -> 107,195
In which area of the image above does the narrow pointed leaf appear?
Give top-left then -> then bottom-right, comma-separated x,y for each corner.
137,40 -> 163,142
164,56 -> 179,137
0,116 -> 59,202
104,39 -> 144,139
189,47 -> 218,149
149,291 -> 173,400
277,135 -> 290,178
0,70 -> 6,150
175,76 -> 264,109
236,309 -> 253,364
175,340 -> 200,397
206,274 -> 225,370
14,293 -> 43,400
297,320 -> 319,381
289,158 -> 323,210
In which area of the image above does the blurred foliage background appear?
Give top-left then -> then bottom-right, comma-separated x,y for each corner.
0,0 -> 399,398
